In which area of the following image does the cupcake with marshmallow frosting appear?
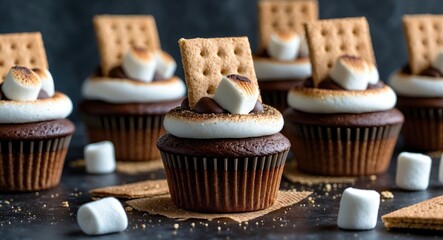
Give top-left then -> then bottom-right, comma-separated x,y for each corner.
79,15 -> 186,162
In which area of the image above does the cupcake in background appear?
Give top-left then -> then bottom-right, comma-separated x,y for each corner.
0,32 -> 74,192
253,0 -> 317,112
157,37 -> 290,213
80,15 -> 186,162
284,17 -> 403,176
390,15 -> 443,151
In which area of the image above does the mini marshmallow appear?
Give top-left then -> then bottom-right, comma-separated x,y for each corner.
1,66 -> 42,101
213,75 -> 259,114
396,152 -> 431,191
77,197 -> 128,235
32,68 -> 55,97
337,187 -> 380,230
298,37 -> 309,58
431,51 -> 443,74
122,47 -> 157,82
155,50 -> 176,79
330,55 -> 369,90
367,63 -> 379,84
84,141 -> 116,174
267,31 -> 301,61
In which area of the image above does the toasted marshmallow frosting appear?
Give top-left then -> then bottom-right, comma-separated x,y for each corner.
0,92 -> 73,124
164,105 -> 284,139
82,76 -> 186,103
254,57 -> 311,80
389,71 -> 443,97
287,84 -> 397,114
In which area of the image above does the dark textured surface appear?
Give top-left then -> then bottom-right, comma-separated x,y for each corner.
0,0 -> 442,122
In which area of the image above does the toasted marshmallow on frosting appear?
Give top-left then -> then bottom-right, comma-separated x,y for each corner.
122,47 -> 157,82
268,32 -> 301,61
213,75 -> 259,114
155,50 -> 177,79
330,55 -> 370,90
32,68 -> 55,97
2,66 -> 42,101
431,51 -> 443,74
367,63 -> 379,85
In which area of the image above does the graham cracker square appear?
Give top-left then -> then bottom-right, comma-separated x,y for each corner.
382,195 -> 443,231
0,32 -> 48,83
304,17 -> 376,86
403,14 -> 443,74
93,15 -> 160,76
258,0 -> 318,51
179,37 -> 258,109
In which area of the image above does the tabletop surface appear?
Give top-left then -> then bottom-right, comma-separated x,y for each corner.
0,125 -> 442,240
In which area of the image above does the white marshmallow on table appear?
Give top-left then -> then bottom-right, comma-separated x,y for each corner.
396,152 -> 431,191
337,187 -> 380,230
330,55 -> 370,90
122,47 -> 157,82
298,37 -> 309,58
367,63 -> 379,84
213,75 -> 259,114
1,66 -> 42,101
84,141 -> 116,174
431,51 -> 443,74
32,68 -> 55,97
267,31 -> 301,61
77,197 -> 128,235
155,50 -> 176,79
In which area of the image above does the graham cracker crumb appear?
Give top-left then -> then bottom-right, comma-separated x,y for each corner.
381,191 -> 394,199
61,201 -> 69,208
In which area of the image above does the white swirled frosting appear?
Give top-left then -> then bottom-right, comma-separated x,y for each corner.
288,84 -> 397,114
389,71 -> 443,97
82,76 -> 186,103
254,57 -> 311,80
163,105 -> 284,139
0,92 -> 73,124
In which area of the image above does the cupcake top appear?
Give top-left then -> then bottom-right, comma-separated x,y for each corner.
0,32 -> 72,124
288,17 -> 397,114
164,37 -> 284,139
390,15 -> 443,98
254,0 -> 318,80
82,15 -> 185,103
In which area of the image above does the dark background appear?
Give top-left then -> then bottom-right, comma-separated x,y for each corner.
0,0 -> 442,121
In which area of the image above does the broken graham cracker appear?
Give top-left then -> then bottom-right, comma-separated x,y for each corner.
403,15 -> 443,74
93,15 -> 160,76
90,179 -> 169,199
305,17 -> 376,86
179,37 -> 258,109
258,0 -> 318,51
126,190 -> 312,223
382,195 -> 443,231
0,32 -> 48,83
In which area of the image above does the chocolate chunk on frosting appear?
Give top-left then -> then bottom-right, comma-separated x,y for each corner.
303,77 -> 383,91
194,97 -> 226,114
401,64 -> 443,78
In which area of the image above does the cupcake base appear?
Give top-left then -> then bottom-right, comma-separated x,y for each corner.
157,133 -> 291,213
284,108 -> 404,176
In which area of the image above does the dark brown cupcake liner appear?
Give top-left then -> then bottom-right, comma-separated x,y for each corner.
0,135 -> 72,192
399,107 -> 443,151
81,113 -> 165,161
260,90 -> 288,114
160,150 -> 289,213
285,123 -> 402,176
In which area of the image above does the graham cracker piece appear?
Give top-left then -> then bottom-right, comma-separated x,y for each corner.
93,15 -> 160,76
179,37 -> 258,109
283,160 -> 356,184
0,32 -> 48,83
258,0 -> 318,51
126,190 -> 312,223
305,17 -> 376,86
90,179 -> 169,199
403,15 -> 443,74
382,195 -> 443,231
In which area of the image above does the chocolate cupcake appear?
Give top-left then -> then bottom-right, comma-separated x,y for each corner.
157,37 -> 290,213
253,0 -> 318,113
79,15 -> 186,161
389,15 -> 443,151
284,18 -> 403,176
0,32 -> 74,192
